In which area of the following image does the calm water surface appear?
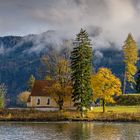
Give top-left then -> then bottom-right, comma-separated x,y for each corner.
0,122 -> 140,140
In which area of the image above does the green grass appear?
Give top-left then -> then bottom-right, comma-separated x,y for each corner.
91,105 -> 140,113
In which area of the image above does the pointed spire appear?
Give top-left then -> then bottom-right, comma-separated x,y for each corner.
126,33 -> 135,43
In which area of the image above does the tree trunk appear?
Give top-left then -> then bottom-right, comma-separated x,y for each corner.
58,98 -> 63,110
80,111 -> 84,118
59,104 -> 62,110
102,99 -> 105,113
123,70 -> 126,94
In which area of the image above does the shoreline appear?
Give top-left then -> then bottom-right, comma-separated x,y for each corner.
0,109 -> 140,122
0,119 -> 140,123
0,120 -> 140,123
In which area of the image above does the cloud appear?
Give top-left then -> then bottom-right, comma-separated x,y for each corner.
0,0 -> 140,49
86,26 -> 103,38
94,50 -> 104,64
25,31 -> 65,53
21,31 -> 73,54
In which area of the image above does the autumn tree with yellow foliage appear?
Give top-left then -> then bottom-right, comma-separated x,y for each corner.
45,82 -> 72,110
56,58 -> 71,86
123,33 -> 139,94
44,57 -> 72,110
17,91 -> 31,107
42,54 -> 71,84
91,68 -> 121,112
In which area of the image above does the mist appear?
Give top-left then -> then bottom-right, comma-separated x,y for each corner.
0,0 -> 140,49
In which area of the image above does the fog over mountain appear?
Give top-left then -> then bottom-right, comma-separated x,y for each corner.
0,0 -> 140,49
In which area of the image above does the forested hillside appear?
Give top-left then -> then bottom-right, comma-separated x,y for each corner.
0,31 -> 139,106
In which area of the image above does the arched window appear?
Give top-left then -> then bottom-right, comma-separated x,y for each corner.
47,98 -> 50,105
37,98 -> 41,105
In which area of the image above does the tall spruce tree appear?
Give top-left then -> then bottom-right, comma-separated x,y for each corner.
70,29 -> 93,111
123,33 -> 138,94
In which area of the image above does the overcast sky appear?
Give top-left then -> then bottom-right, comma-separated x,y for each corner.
0,0 -> 140,48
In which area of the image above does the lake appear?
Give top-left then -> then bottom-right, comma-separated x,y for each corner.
0,122 -> 140,140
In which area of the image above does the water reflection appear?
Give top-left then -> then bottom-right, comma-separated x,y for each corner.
0,122 -> 139,140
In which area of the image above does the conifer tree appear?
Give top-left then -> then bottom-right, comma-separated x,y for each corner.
0,84 -> 7,108
70,29 -> 93,112
28,75 -> 35,91
123,33 -> 138,94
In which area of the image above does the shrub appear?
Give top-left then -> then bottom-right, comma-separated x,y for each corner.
115,94 -> 140,105
17,91 -> 31,107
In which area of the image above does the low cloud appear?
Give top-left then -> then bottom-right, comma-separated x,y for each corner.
0,0 -> 140,50
94,50 -> 104,64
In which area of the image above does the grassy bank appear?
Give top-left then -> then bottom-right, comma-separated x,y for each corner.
0,106 -> 140,122
92,105 -> 140,113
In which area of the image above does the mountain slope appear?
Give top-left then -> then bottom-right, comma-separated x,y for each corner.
0,31 -> 138,106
